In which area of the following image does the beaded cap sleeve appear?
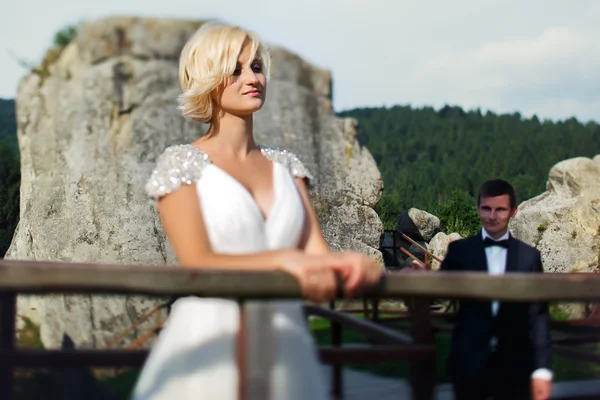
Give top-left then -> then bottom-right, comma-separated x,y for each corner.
259,146 -> 314,182
145,144 -> 211,199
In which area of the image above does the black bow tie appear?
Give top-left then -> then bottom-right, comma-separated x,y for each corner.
483,237 -> 509,248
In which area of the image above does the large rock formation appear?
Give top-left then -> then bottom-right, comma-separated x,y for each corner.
6,17 -> 383,349
407,208 -> 440,242
427,231 -> 462,270
510,155 -> 600,275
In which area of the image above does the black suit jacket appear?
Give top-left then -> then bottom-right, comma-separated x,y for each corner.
440,231 -> 552,380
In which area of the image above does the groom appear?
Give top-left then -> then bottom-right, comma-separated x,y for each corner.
438,179 -> 552,400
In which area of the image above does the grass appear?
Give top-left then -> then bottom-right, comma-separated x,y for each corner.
101,370 -> 142,400
550,302 -> 572,321
15,316 -> 44,349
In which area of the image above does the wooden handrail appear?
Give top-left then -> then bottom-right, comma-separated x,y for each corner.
103,303 -> 168,350
400,247 -> 428,269
0,259 -> 300,297
401,233 -> 443,264
2,259 -> 600,301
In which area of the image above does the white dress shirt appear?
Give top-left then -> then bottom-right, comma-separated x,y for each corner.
481,228 -> 552,381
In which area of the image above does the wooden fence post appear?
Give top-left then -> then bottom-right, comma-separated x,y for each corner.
238,300 -> 274,400
408,298 -> 435,400
329,300 -> 343,400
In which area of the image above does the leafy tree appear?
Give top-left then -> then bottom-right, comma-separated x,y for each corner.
435,190 -> 480,237
374,193 -> 404,230
53,25 -> 77,49
0,99 -> 17,155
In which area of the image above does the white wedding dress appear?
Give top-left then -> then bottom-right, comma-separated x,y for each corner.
132,144 -> 329,400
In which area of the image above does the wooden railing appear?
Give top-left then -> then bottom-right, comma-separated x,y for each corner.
1,259 -> 600,400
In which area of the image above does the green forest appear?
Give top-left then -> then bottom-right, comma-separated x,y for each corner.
0,99 -> 17,155
0,99 -> 19,257
0,98 -> 599,255
338,105 -> 600,230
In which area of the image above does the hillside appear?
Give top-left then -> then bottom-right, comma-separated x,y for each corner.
337,105 -> 600,228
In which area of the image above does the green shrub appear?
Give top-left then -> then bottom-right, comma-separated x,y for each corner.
435,190 -> 480,237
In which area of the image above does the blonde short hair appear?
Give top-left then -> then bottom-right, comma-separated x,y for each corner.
178,22 -> 271,123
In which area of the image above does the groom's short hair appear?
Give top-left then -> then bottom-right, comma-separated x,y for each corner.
477,179 -> 516,209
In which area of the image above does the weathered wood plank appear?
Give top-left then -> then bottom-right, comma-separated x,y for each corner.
407,299 -> 436,400
0,259 -> 301,298
0,345 -> 436,368
381,271 -> 600,301
553,345 -> 600,364
319,345 -> 435,363
0,349 -> 148,367
242,301 -> 274,400
2,259 -> 600,301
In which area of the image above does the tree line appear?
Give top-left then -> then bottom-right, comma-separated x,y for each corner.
0,99 -> 19,256
337,105 -> 600,233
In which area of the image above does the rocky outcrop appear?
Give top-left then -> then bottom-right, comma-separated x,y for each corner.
6,17 -> 383,349
427,232 -> 462,270
408,208 -> 441,242
510,155 -> 600,275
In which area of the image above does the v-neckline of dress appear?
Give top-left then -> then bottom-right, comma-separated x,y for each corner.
191,145 -> 278,223
210,162 -> 279,223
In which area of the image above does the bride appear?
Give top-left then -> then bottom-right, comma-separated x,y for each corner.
132,21 -> 382,400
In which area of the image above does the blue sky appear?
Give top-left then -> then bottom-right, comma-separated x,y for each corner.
1,0 -> 599,122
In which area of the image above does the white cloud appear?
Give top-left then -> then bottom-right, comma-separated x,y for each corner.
411,21 -> 600,122
0,0 -> 598,123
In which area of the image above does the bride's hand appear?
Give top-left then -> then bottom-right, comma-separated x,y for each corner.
279,252 -> 350,303
330,252 -> 383,298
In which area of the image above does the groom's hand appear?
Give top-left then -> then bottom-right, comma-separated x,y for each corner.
531,378 -> 551,400
402,258 -> 430,272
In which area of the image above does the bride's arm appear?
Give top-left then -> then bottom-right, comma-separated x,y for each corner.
157,183 -> 348,302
